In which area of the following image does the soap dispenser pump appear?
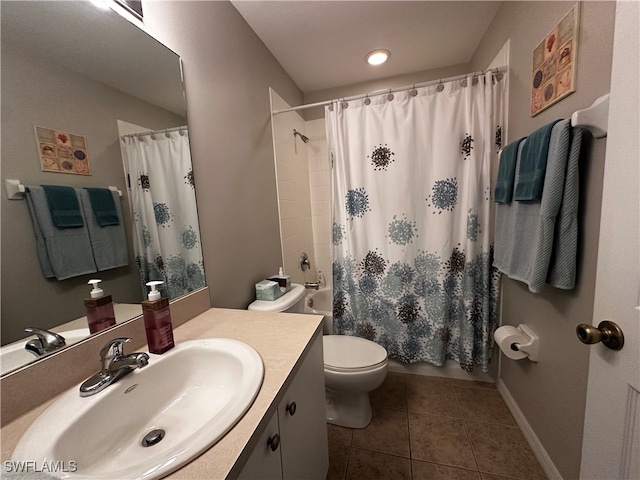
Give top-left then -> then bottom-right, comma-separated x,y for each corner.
84,279 -> 116,334
142,281 -> 175,354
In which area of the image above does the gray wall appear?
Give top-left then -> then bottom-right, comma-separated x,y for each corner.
142,1 -> 303,309
303,63 -> 471,120
0,40 -> 185,344
470,2 -> 616,479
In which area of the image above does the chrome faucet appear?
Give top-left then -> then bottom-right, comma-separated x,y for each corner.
304,282 -> 320,290
24,327 -> 66,357
79,337 -> 149,397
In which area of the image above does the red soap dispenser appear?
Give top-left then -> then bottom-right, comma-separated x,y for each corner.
84,279 -> 116,334
142,281 -> 175,354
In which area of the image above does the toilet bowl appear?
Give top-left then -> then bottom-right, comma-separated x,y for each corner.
323,334 -> 388,428
248,283 -> 388,429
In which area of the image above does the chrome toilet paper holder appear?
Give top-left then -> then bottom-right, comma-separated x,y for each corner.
509,324 -> 540,362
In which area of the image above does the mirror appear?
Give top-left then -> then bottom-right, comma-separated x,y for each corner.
0,1 -> 204,374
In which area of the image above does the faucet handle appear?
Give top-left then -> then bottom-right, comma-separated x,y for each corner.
99,338 -> 131,368
24,327 -> 66,353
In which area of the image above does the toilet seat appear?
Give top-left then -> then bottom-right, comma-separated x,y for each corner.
323,335 -> 388,373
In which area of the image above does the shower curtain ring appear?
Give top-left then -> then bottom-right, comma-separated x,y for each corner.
410,84 -> 418,97
387,88 -> 394,101
436,80 -> 444,92
364,94 -> 371,105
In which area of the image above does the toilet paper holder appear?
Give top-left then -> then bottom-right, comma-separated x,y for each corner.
509,324 -> 539,362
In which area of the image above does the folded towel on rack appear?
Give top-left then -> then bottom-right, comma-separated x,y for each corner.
513,119 -> 563,201
25,186 -> 97,280
41,184 -> 84,228
83,187 -> 119,226
495,137 -> 527,203
78,188 -> 129,271
494,119 -> 582,293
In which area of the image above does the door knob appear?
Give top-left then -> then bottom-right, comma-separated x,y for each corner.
576,320 -> 624,350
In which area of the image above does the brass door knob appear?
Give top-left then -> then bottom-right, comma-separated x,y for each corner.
576,320 -> 624,350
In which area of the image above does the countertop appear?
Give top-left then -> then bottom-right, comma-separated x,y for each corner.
0,308 -> 324,479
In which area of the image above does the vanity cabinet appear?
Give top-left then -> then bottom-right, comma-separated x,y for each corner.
239,332 -> 328,480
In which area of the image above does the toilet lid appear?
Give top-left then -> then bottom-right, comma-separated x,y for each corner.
323,335 -> 387,370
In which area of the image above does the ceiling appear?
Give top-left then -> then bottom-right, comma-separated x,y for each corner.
231,1 -> 503,93
1,1 -> 185,117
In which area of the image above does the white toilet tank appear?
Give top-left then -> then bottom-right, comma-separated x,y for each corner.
247,283 -> 306,313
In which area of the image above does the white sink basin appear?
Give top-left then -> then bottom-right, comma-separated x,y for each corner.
0,328 -> 90,375
12,338 -> 264,479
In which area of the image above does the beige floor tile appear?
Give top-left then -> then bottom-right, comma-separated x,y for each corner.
412,460 -> 481,480
346,448 -> 411,480
465,421 -> 547,480
352,407 -> 410,457
327,443 -> 350,480
370,372 -> 407,411
454,387 -> 515,425
406,375 -> 461,418
328,423 -> 354,446
409,413 -> 477,470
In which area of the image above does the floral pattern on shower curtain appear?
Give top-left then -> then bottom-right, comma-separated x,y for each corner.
326,72 -> 505,372
122,131 -> 205,300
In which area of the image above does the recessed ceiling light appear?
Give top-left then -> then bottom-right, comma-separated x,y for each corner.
366,49 -> 390,66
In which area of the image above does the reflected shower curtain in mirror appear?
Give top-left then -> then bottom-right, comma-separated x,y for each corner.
122,130 -> 205,300
326,72 -> 505,372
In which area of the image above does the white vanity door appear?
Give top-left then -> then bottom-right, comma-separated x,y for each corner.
278,333 -> 329,480
237,411 -> 282,480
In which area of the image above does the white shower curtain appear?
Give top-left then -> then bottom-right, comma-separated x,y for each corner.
326,72 -> 505,372
122,130 -> 205,300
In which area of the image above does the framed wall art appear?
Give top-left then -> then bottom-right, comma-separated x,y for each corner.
531,3 -> 580,116
35,126 -> 91,175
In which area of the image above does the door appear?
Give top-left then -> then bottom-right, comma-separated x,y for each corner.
580,2 -> 640,479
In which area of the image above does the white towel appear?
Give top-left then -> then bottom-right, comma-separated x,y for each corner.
493,119 -> 582,293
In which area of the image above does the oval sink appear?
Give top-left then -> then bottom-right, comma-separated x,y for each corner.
12,338 -> 264,479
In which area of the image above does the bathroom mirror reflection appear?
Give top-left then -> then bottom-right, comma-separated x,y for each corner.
0,1 -> 205,375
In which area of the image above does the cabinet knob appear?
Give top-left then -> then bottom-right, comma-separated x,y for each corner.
267,433 -> 280,452
576,320 -> 624,350
286,401 -> 297,416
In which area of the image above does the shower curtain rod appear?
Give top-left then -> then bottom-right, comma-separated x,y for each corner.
272,66 -> 508,115
122,125 -> 187,139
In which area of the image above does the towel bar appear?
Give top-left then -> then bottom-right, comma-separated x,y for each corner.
5,179 -> 122,200
571,93 -> 610,139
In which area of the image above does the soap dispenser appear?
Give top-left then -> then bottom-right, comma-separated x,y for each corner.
142,281 -> 175,354
84,279 -> 116,334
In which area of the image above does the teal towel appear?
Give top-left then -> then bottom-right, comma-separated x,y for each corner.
41,184 -> 84,228
78,188 -> 129,271
514,119 -> 563,201
495,137 -> 526,203
25,186 -> 97,280
84,187 -> 119,226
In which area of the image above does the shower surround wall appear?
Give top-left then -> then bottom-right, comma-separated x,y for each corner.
270,89 -> 317,284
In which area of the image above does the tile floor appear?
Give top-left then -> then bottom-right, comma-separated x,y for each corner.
326,373 -> 547,480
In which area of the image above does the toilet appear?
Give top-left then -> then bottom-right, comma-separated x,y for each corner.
248,283 -> 388,428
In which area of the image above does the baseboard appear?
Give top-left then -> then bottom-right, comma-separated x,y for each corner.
496,379 -> 563,480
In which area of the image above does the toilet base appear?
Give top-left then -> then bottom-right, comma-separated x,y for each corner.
325,388 -> 372,429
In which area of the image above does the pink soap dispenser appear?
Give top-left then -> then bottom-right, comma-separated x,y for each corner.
84,279 -> 116,334
142,281 -> 175,354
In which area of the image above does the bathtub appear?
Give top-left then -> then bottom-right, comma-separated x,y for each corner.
304,287 -> 332,334
304,286 -> 493,382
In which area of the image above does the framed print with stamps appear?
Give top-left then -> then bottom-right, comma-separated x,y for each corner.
35,126 -> 91,175
531,3 -> 580,116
